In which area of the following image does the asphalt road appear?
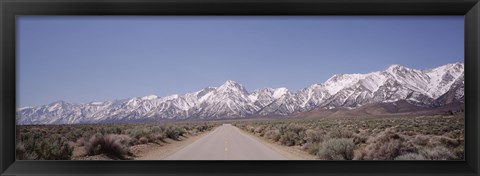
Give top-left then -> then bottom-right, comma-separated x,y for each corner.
164,124 -> 288,160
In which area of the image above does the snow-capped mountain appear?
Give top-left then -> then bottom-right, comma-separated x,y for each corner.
17,63 -> 465,124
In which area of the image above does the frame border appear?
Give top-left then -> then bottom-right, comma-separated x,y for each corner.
1,0 -> 479,176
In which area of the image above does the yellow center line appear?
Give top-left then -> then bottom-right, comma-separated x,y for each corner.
224,139 -> 229,152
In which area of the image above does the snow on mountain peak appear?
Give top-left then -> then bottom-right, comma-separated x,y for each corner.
309,83 -> 324,89
47,102 -> 64,112
141,94 -> 159,100
219,80 -> 247,92
445,62 -> 463,67
324,73 -> 364,95
273,88 -> 289,99
423,62 -> 464,98
446,62 -> 464,72
90,101 -> 104,105
16,62 -> 464,125
161,94 -> 179,101
17,106 -> 33,111
386,64 -> 405,73
49,100 -> 66,106
223,80 -> 239,86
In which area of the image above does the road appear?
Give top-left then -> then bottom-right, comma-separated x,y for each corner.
164,124 -> 288,160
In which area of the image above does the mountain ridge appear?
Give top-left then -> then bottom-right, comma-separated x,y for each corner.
17,62 -> 465,124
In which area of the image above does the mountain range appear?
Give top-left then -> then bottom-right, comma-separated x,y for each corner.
17,63 -> 464,124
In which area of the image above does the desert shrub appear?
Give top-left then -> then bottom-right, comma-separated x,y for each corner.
453,146 -> 464,160
278,124 -> 307,146
76,137 -> 86,147
254,125 -> 267,136
36,137 -> 73,160
429,136 -> 460,148
264,129 -> 281,142
64,128 -> 83,141
394,153 -> 426,160
17,122 -> 219,160
16,142 -> 39,160
46,138 -> 74,160
403,130 -> 418,136
305,129 -> 324,143
279,130 -> 306,146
128,128 -> 150,140
246,125 -> 255,133
413,135 -> 430,146
150,126 -> 164,134
303,142 -> 321,156
354,130 -> 417,160
318,138 -> 355,160
16,142 -> 26,157
328,128 -> 354,139
276,124 -> 288,134
165,126 -> 184,140
112,127 -> 123,134
85,134 -> 132,160
352,134 -> 368,145
153,132 -> 166,141
16,131 -> 73,160
279,131 -> 297,146
195,125 -> 208,132
286,124 -> 306,136
420,146 -> 456,160
139,137 -> 148,144
147,126 -> 168,142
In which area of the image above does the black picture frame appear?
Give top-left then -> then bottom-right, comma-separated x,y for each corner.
1,0 -> 479,176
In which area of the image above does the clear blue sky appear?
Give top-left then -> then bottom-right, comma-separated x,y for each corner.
17,16 -> 464,107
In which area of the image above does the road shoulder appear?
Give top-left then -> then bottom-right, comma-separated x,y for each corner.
236,126 -> 317,160
134,129 -> 215,160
